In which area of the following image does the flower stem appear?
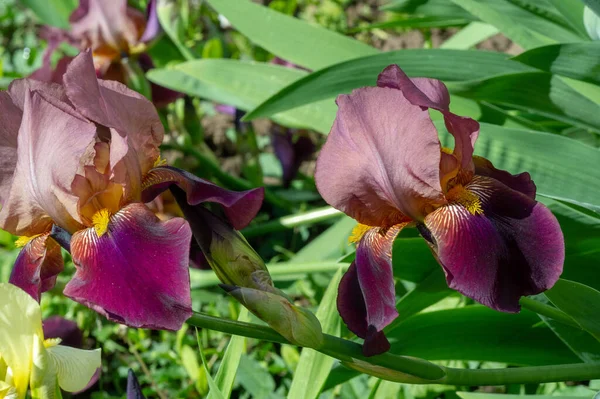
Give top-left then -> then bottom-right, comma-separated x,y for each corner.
242,206 -> 343,238
187,311 -> 600,385
519,297 -> 581,329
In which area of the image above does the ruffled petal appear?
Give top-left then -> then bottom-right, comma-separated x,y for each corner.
423,176 -> 564,312
376,65 -> 478,176
0,92 -> 21,207
474,155 -> 536,199
0,283 -> 44,399
70,0 -> 141,52
64,203 -> 192,330
377,64 -> 450,110
9,235 -> 64,302
63,51 -> 164,177
315,87 -> 445,224
46,345 -> 101,393
338,224 -> 404,356
141,166 -> 264,230
0,90 -> 96,235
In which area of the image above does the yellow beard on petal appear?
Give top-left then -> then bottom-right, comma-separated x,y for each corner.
349,224 -> 373,244
14,234 -> 42,248
446,185 -> 483,215
153,155 -> 168,168
92,209 -> 111,238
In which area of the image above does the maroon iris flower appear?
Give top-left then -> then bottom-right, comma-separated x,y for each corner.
0,51 -> 263,331
315,65 -> 564,356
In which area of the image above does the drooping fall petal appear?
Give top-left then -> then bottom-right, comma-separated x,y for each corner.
10,235 -> 64,302
64,203 -> 193,330
0,283 -> 45,399
0,90 -> 96,235
422,176 -> 564,312
142,166 -> 264,230
315,87 -> 445,224
45,345 -> 101,393
473,155 -> 536,199
338,225 -> 404,356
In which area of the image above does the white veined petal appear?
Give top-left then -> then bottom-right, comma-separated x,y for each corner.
46,346 -> 101,393
0,283 -> 44,399
0,380 -> 18,399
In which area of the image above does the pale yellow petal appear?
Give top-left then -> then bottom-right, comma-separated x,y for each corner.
46,346 -> 101,393
0,380 -> 18,399
0,283 -> 44,399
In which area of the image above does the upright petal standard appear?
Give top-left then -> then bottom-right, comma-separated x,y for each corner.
315,65 -> 564,356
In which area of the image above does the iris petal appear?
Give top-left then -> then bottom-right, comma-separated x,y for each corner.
338,224 -> 405,356
315,86 -> 445,224
473,156 -> 536,199
141,166 -> 264,230
64,203 -> 193,330
46,345 -> 101,393
376,65 -> 479,176
0,90 -> 96,235
423,176 -> 564,311
0,283 -> 44,399
10,234 -> 64,302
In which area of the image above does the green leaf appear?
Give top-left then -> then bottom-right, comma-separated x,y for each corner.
353,16 -> 470,30
457,393 -> 585,399
208,309 -> 250,399
387,306 -> 580,365
447,73 -> 600,133
448,0 -> 573,48
197,331 -> 226,399
291,216 -> 356,263
243,49 -> 533,122
147,60 -> 336,134
236,355 -> 276,398
545,279 -> 600,341
382,0 -> 474,18
438,122 -> 600,214
393,238 -> 439,283
20,0 -> 77,29
512,43 -> 600,86
204,0 -> 377,70
532,294 -> 600,363
440,22 -> 499,49
547,0 -> 589,37
156,0 -> 196,60
288,268 -> 343,399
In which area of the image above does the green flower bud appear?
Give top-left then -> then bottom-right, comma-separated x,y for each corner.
221,285 -> 324,349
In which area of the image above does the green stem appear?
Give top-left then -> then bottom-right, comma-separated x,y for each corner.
162,143 -> 292,210
519,297 -> 581,329
243,207 -> 342,238
190,261 -> 350,289
187,311 -> 600,385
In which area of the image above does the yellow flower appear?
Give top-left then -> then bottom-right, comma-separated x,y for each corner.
0,283 -> 101,399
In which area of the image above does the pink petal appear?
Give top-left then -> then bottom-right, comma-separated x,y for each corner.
422,176 -> 564,312
142,166 -> 264,230
474,156 -> 536,199
9,235 -> 64,302
64,203 -> 192,330
63,51 -> 163,177
338,225 -> 404,356
70,0 -> 142,52
0,90 -> 96,235
315,87 -> 445,224
377,64 -> 479,176
0,92 -> 21,206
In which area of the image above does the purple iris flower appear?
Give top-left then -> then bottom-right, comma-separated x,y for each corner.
30,0 -> 182,107
0,51 -> 263,331
315,65 -> 565,356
